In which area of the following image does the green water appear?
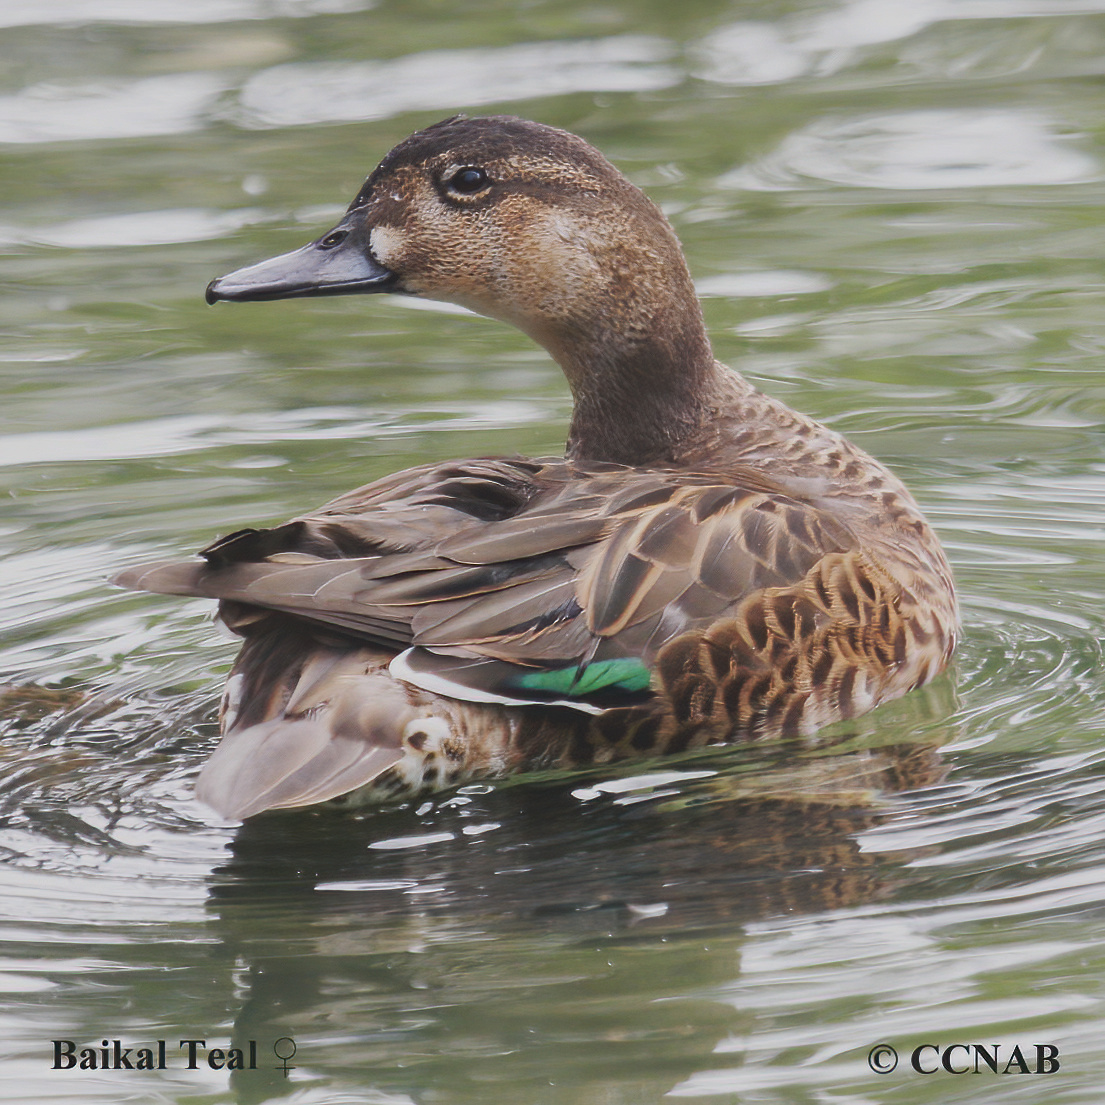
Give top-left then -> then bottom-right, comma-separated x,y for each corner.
3,1 -> 1105,1102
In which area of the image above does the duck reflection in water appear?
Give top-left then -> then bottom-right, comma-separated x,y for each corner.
207,715 -> 952,1103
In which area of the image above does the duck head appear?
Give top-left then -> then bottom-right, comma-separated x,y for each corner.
207,115 -> 722,466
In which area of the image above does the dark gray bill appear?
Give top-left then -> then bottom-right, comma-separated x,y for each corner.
205,217 -> 396,304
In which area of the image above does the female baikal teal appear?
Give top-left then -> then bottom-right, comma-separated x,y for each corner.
115,115 -> 957,820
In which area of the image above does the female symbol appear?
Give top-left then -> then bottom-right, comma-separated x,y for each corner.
273,1037 -> 297,1077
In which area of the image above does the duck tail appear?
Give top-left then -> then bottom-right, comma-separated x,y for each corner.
196,634 -> 421,819
196,713 -> 406,820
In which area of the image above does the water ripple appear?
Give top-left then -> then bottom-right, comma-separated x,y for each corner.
693,0 -> 1105,87
0,0 -> 373,29
231,36 -> 679,129
0,401 -> 547,468
724,109 -> 1099,191
0,73 -> 227,145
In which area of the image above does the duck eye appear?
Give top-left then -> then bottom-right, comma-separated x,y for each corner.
445,167 -> 490,196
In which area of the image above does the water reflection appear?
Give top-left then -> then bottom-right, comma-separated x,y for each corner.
215,746 -> 945,927
201,731 -> 949,1101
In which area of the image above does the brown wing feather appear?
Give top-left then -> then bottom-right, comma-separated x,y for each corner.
114,457 -> 862,678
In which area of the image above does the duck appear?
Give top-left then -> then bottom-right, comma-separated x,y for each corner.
114,115 -> 958,821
